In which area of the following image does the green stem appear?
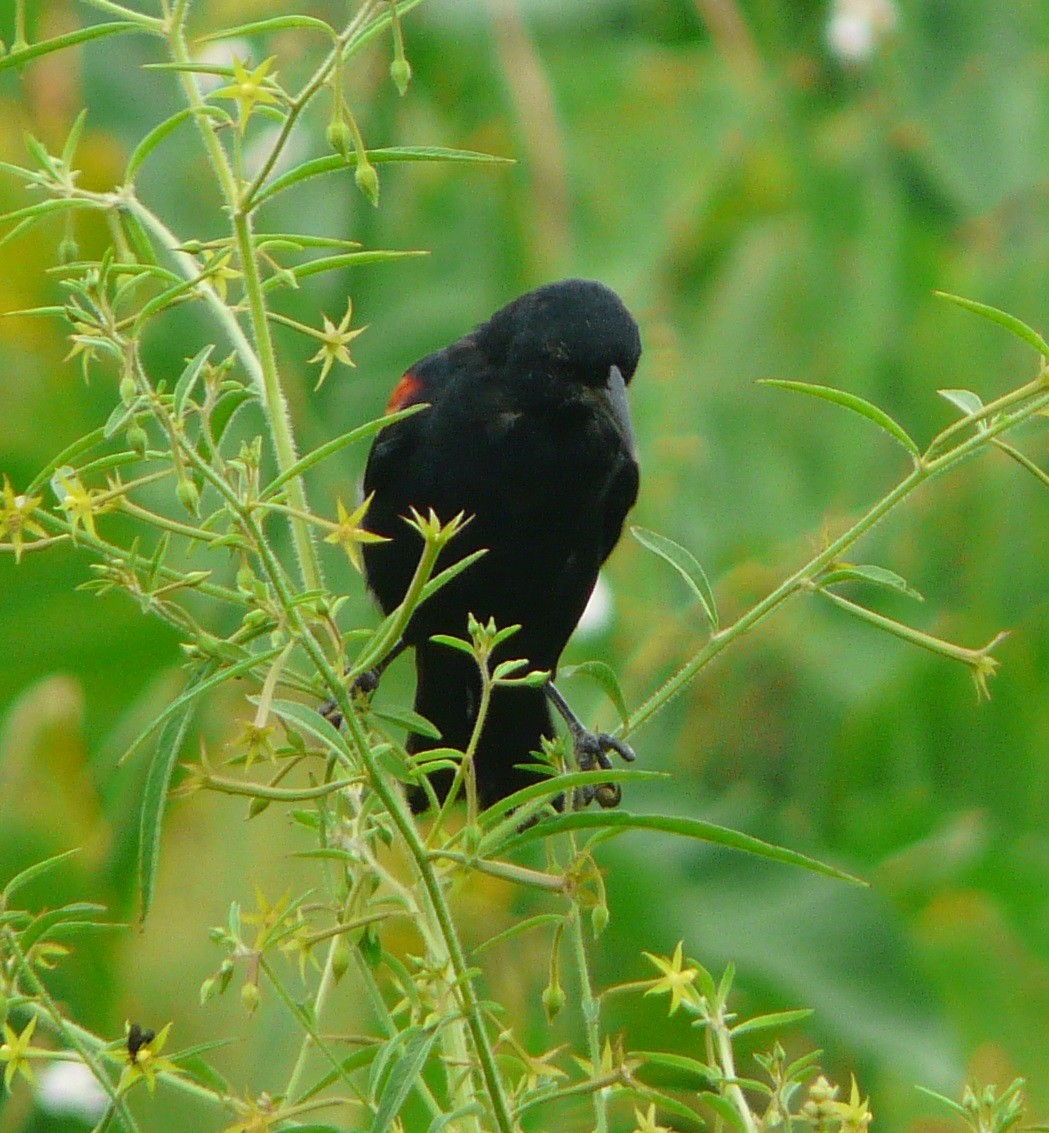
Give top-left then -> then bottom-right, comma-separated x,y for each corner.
240,2 -> 379,210
5,929 -> 140,1133
163,12 -> 322,594
625,383 -> 1049,738
567,902 -> 609,1133
79,0 -> 164,27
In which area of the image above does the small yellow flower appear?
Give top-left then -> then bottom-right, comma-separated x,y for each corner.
632,1102 -> 672,1133
829,1075 -> 873,1131
323,494 -> 389,574
642,941 -> 700,1015
1,1016 -> 38,1090
117,1021 -> 177,1095
0,476 -> 47,562
52,468 -> 109,542
308,299 -> 367,389
211,56 -> 280,132
232,720 -> 277,769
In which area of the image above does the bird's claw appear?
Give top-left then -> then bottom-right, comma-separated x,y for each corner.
570,729 -> 635,810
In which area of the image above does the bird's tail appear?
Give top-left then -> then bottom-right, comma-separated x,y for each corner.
407,642 -> 552,811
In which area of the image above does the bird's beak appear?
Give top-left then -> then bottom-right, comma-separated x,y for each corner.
605,364 -> 637,458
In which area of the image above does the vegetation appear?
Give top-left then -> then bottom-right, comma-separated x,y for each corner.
1,2 -> 1047,1131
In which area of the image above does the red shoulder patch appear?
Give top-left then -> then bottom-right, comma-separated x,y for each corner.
386,369 -> 423,413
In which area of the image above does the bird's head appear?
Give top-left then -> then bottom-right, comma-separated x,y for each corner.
476,278 -> 642,390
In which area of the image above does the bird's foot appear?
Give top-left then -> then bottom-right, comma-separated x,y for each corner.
568,727 -> 636,810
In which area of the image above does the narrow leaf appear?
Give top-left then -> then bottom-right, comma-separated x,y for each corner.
125,106 -> 228,180
935,291 -> 1049,356
102,399 -> 136,441
729,1008 -> 814,1037
371,1027 -> 438,1133
260,404 -> 425,500
0,22 -> 143,73
819,563 -> 924,601
209,388 -> 255,445
472,914 -> 564,954
631,526 -> 718,631
428,634 -> 474,656
416,549 -> 487,604
3,849 -> 80,901
261,249 -> 427,291
254,147 -> 513,209
698,1092 -> 749,1131
139,699 -> 195,920
561,660 -> 630,728
994,439 -> 1049,491
198,14 -> 336,41
633,1050 -> 716,1086
938,387 -> 985,418
759,379 -> 920,458
60,110 -> 88,169
120,651 -> 281,766
269,698 -> 356,760
500,811 -> 867,885
172,345 -> 214,421
369,705 -> 441,740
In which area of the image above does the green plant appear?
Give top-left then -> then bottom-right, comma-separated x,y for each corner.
1,3 -> 1048,1132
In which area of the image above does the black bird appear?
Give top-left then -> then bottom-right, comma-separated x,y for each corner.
360,279 -> 641,810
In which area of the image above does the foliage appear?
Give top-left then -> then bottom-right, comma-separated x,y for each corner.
1,2 -> 1049,1132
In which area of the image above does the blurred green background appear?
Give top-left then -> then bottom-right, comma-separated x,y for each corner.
2,0 -> 1048,1130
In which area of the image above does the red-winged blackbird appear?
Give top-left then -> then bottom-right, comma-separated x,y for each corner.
360,279 -> 641,810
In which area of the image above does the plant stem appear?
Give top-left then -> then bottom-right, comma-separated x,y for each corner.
624,382 -> 1049,738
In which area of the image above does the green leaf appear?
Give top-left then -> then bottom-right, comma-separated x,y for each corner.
121,651 -> 282,766
938,387 -> 985,419
60,110 -> 88,170
209,388 -> 256,445
269,698 -> 356,761
477,771 -> 669,847
472,914 -> 564,955
260,249 -> 427,291
0,22 -> 146,73
429,633 -> 474,656
195,14 -> 337,41
633,1050 -> 716,1087
125,106 -> 229,181
18,903 -> 111,953
102,399 -> 137,441
254,146 -> 513,209
631,526 -> 718,632
369,705 -> 441,740
759,379 -> 920,459
139,698 -> 195,921
616,1087 -> 709,1129
698,1091 -> 749,1131
416,549 -> 487,605
729,1008 -> 814,1037
260,404 -> 425,500
915,1086 -> 970,1119
994,440 -> 1049,491
2,849 -> 81,902
172,346 -> 214,421
819,563 -> 924,601
561,660 -> 630,728
935,291 -> 1049,356
370,1027 -> 438,1133
499,811 -> 867,885
0,198 -> 100,227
